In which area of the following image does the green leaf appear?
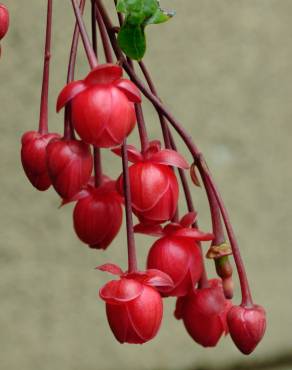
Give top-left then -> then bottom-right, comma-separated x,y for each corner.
116,0 -> 175,59
144,8 -> 175,25
117,23 -> 146,60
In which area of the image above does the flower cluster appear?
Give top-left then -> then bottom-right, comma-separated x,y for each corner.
18,0 -> 266,358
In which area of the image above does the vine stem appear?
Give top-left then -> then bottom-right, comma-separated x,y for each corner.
38,0 -> 53,135
96,0 -> 253,305
64,0 -> 86,140
91,0 -> 103,187
96,5 -> 113,63
122,140 -> 138,273
71,0 -> 98,69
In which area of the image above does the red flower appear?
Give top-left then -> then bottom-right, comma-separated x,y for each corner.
114,141 -> 189,224
136,212 -> 213,297
70,177 -> 123,249
175,279 -> 232,347
0,4 -> 9,40
46,138 -> 93,199
56,64 -> 141,148
21,131 -> 60,191
97,264 -> 173,344
227,304 -> 266,354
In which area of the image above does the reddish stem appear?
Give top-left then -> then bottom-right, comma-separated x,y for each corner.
96,0 -> 253,305
64,0 -> 86,140
91,0 -> 103,187
96,5 -> 113,63
71,0 -> 98,69
38,0 -> 53,135
121,140 -> 138,273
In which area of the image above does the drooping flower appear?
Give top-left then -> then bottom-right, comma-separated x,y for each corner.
21,131 -> 60,191
46,138 -> 93,199
175,279 -> 232,347
97,264 -> 173,344
70,177 -> 123,249
114,140 -> 189,224
227,304 -> 266,354
135,212 -> 213,296
0,4 -> 9,40
56,64 -> 141,148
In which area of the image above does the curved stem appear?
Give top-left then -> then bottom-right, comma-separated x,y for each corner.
71,0 -> 98,69
96,5 -> 113,63
38,0 -> 53,135
64,0 -> 86,140
121,140 -> 138,273
91,0 -> 103,187
96,0 -> 253,304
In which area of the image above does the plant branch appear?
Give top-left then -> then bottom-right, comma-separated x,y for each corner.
38,0 -> 53,135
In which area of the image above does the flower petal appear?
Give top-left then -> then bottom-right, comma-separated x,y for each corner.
112,145 -> 143,163
96,263 -> 123,276
172,228 -> 214,241
133,223 -> 164,237
84,64 -> 123,85
180,212 -> 197,228
99,278 -> 143,304
56,81 -> 87,112
149,149 -> 189,169
114,78 -> 142,103
145,269 -> 174,289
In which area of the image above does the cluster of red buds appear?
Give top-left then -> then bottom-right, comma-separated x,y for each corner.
0,2 -> 9,55
18,0 -> 266,356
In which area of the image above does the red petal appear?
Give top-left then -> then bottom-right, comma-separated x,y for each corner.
172,228 -> 214,241
60,188 -> 91,207
99,279 -> 143,304
149,149 -> 189,169
133,223 -> 164,237
112,145 -> 143,163
145,269 -> 174,289
84,64 -> 123,85
114,79 -> 142,103
180,212 -> 197,228
56,81 -> 86,112
174,297 -> 185,320
96,263 -> 123,276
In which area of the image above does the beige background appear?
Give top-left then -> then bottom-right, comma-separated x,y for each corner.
0,1 -> 291,370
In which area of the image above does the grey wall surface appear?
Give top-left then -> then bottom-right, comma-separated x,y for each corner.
0,1 -> 291,370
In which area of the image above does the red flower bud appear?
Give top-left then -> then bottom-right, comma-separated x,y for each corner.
73,179 -> 123,249
227,304 -> 266,354
175,279 -> 232,347
114,141 -> 189,224
21,131 -> 60,191
46,138 -> 93,199
0,4 -> 9,40
98,266 -> 173,344
57,64 -> 141,148
120,162 -> 179,224
147,236 -> 203,296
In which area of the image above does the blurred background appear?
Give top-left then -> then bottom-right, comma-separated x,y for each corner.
0,1 -> 291,369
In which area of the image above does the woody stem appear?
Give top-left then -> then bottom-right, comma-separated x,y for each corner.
38,0 -> 53,135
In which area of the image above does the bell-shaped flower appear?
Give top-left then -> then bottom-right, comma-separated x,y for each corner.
69,177 -> 123,250
136,212 -> 213,297
114,141 -> 189,224
175,279 -> 232,347
0,4 -> 9,40
97,264 -> 173,344
21,131 -> 60,191
227,304 -> 266,354
46,138 -> 93,199
56,64 -> 141,148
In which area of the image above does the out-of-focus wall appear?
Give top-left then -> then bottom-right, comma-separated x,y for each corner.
0,1 -> 291,370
